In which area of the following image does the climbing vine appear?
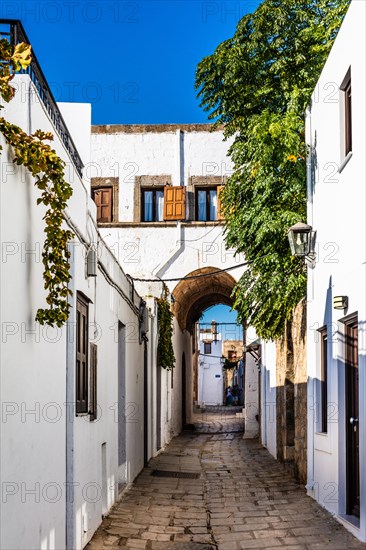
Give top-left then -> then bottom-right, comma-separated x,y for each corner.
0,38 -> 74,327
157,290 -> 175,371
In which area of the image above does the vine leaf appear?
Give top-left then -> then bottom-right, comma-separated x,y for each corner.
0,39 -> 74,327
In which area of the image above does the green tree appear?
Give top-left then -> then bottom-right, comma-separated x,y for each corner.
196,0 -> 350,339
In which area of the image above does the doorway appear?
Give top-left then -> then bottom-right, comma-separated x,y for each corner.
345,315 -> 359,517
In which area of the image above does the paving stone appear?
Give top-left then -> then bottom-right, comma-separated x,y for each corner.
86,409 -> 366,550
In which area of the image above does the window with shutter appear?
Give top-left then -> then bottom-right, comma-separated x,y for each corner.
76,294 -> 89,414
92,187 -> 113,223
163,186 -> 186,221
340,68 -> 352,161
89,343 -> 97,421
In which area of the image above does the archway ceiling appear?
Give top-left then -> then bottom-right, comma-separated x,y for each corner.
172,267 -> 237,331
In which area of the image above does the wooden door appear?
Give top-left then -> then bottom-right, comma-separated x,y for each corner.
345,317 -> 359,517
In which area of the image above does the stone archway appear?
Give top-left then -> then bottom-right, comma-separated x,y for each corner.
172,267 -> 237,332
171,267 -> 238,420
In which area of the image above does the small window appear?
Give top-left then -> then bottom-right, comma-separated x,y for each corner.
319,327 -> 328,433
341,69 -> 352,157
196,187 -> 218,221
141,188 -> 164,222
76,294 -> 89,414
204,342 -> 212,354
92,187 -> 113,223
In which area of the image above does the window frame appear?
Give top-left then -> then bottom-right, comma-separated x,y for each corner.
319,326 -> 328,434
141,187 -> 165,222
195,186 -> 218,221
339,67 -> 352,166
76,293 -> 89,415
204,342 -> 212,355
92,186 -> 113,223
90,177 -> 119,224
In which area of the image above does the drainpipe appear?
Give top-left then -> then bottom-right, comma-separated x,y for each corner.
153,221 -> 184,279
65,244 -> 76,550
305,105 -> 315,494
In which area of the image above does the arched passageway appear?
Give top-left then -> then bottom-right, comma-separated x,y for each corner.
172,267 -> 243,426
172,267 -> 237,332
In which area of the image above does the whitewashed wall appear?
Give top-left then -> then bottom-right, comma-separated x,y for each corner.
260,341 -> 277,458
198,338 -> 223,406
306,0 -> 366,541
90,125 -> 246,449
0,76 -> 149,550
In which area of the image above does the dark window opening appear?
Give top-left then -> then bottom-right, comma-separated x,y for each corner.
76,294 -> 89,414
341,70 -> 352,157
195,187 -> 218,221
320,327 -> 328,433
141,188 -> 164,222
204,342 -> 212,354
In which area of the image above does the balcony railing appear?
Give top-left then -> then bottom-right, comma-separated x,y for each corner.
0,19 -> 84,177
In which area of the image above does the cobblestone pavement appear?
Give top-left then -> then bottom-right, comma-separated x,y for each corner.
87,409 -> 366,550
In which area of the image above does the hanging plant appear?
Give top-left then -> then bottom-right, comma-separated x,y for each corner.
157,289 -> 175,371
0,39 -> 74,327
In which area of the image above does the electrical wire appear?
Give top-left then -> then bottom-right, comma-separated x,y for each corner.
128,254 -> 269,283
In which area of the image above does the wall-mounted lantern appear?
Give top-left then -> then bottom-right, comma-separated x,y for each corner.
287,222 -> 314,256
333,295 -> 348,310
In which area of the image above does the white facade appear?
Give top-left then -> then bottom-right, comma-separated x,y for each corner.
198,333 -> 224,406
90,124 -> 247,428
260,341 -> 277,458
306,0 -> 366,540
0,75 -> 152,550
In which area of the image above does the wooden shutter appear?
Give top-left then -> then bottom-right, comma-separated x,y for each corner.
76,295 -> 88,414
93,187 -> 113,223
163,186 -> 186,221
89,343 -> 98,421
217,185 -> 225,220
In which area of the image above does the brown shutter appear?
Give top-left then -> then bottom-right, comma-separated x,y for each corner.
89,343 -> 97,421
164,186 -> 186,221
93,187 -> 113,223
217,185 -> 225,220
76,295 -> 88,414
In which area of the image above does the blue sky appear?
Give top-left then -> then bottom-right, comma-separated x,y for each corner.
2,0 -> 261,124
201,304 -> 243,340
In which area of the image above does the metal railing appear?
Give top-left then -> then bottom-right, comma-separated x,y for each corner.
0,19 -> 84,177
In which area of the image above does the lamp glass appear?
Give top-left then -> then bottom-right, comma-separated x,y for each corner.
287,223 -> 312,256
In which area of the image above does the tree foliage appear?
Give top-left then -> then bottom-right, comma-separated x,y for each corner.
0,38 -> 74,327
157,292 -> 176,371
196,0 -> 350,339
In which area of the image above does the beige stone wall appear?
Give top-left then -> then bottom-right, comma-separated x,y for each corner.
275,299 -> 307,484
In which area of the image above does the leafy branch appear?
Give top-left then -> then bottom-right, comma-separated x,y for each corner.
196,0 -> 350,339
157,289 -> 175,370
0,38 -> 74,327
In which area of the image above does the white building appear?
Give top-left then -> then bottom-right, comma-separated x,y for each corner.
90,123 -> 248,429
198,330 -> 223,406
0,16 -> 265,550
306,0 -> 366,540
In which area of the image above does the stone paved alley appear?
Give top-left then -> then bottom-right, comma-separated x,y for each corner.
87,409 -> 366,550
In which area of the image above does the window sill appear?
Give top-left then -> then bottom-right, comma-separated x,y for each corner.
97,221 -> 224,228
338,151 -> 353,173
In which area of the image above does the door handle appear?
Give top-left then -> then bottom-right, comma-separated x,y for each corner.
350,417 -> 359,425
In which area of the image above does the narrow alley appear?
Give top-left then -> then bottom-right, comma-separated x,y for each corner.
87,408 -> 364,550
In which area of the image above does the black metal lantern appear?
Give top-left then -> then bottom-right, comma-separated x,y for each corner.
287,222 -> 313,257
